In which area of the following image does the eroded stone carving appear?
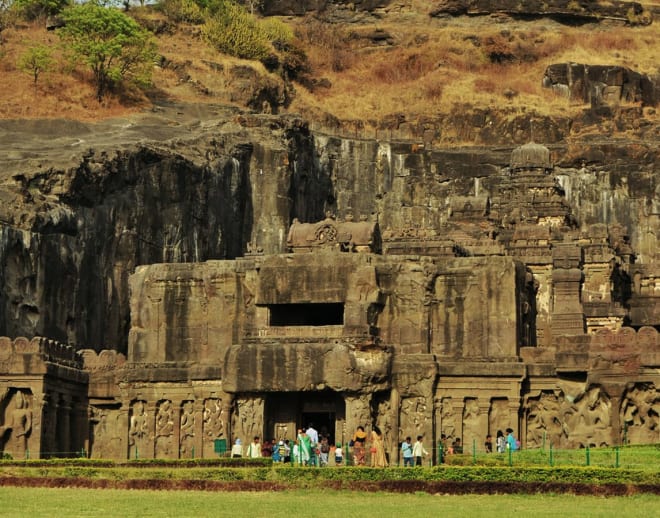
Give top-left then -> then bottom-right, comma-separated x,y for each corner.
489,399 -> 510,439
525,391 -> 563,448
0,390 -> 33,458
155,400 -> 174,457
621,383 -> 659,444
179,401 -> 196,458
203,398 -> 225,454
232,396 -> 264,444
128,400 -> 149,459
562,386 -> 612,448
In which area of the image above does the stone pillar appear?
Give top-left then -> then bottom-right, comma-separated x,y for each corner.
46,393 -> 59,458
118,402 -> 131,460
508,399 -> 521,439
30,392 -> 52,459
609,395 -> 622,446
173,401 -> 182,459
58,395 -> 72,457
478,400 -> 491,450
223,397 -> 233,447
452,400 -> 465,443
193,399 -> 204,459
75,399 -> 89,456
389,388 -> 400,465
551,244 -> 585,336
433,396 -> 443,464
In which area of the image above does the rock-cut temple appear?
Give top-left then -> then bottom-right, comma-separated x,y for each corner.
0,143 -> 658,461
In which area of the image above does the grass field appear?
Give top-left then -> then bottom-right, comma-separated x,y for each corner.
0,488 -> 658,518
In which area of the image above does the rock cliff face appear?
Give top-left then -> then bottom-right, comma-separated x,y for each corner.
0,96 -> 659,460
0,104 -> 658,352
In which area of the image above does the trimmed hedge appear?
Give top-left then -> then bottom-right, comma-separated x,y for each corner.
1,464 -> 657,486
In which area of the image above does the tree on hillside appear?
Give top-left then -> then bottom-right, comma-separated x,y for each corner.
58,2 -> 156,101
14,0 -> 70,21
0,0 -> 17,34
18,43 -> 53,86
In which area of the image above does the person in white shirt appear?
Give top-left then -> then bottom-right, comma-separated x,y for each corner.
246,436 -> 261,458
412,435 -> 428,466
231,438 -> 242,458
306,423 -> 318,446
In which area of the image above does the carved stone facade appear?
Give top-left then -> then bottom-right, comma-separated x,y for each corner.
0,143 -> 658,461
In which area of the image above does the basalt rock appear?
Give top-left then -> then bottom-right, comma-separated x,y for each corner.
0,103 -> 658,461
430,0 -> 653,26
543,63 -> 660,108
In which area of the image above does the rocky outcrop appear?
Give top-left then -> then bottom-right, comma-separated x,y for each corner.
1,104 -> 658,353
261,0 -> 391,17
0,108 -> 312,351
430,0 -> 653,25
543,63 -> 660,108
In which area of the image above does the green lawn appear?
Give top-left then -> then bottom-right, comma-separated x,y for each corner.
0,488 -> 658,518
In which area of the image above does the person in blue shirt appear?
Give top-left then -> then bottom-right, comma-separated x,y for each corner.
505,428 -> 518,451
401,436 -> 414,467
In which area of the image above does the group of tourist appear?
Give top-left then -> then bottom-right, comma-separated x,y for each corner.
496,428 -> 519,452
230,425 -> 519,466
230,423 -> 339,466
400,435 -> 429,466
229,423 -> 391,467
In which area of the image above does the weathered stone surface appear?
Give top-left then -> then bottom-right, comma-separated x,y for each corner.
430,0 -> 653,26
542,63 -> 659,107
0,104 -> 658,461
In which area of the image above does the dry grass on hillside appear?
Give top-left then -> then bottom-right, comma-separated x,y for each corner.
0,8 -> 658,125
289,15 -> 659,122
0,22 -> 149,120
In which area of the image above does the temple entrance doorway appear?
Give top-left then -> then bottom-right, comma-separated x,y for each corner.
265,391 -> 346,446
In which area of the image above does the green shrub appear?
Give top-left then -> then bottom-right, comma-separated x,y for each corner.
14,0 -> 69,21
159,0 -> 205,24
202,1 -> 269,60
259,17 -> 293,45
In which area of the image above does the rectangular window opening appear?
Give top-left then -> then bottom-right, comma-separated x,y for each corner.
268,303 -> 344,326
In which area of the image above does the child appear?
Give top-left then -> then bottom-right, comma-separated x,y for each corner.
484,434 -> 493,453
334,443 -> 343,465
279,440 -> 290,463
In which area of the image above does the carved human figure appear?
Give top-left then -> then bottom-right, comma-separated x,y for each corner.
90,407 -> 107,458
375,398 -> 393,459
563,387 -> 611,447
440,398 -> 456,440
235,397 -> 263,443
180,401 -> 195,457
129,400 -> 149,458
621,383 -> 659,444
155,400 -> 174,457
526,392 -> 562,448
203,399 -> 224,443
400,397 -> 429,444
1,391 -> 32,458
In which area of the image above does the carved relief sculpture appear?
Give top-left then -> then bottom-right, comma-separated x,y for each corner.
155,400 -> 174,457
621,383 -> 659,444
203,398 -> 225,455
180,400 -> 196,458
0,390 -> 32,459
525,391 -> 563,448
128,400 -> 149,459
